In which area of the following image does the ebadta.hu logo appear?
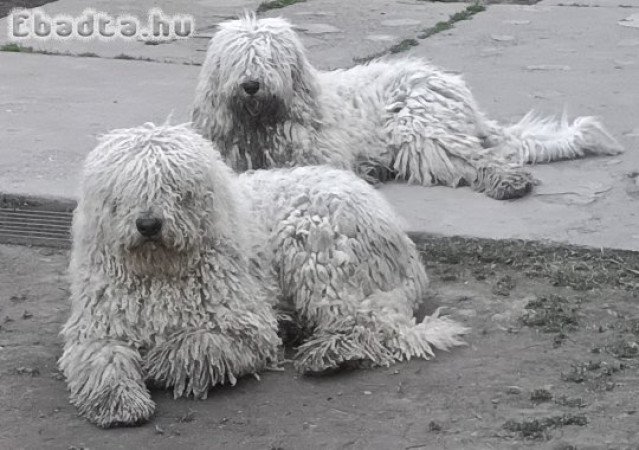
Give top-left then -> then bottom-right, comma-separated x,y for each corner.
8,8 -> 195,40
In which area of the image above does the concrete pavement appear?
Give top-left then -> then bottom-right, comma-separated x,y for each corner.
1,0 -> 638,250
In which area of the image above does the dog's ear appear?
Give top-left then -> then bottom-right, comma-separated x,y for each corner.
290,38 -> 315,97
192,53 -> 233,141
289,35 -> 322,124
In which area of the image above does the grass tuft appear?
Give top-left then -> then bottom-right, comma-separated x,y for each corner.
417,3 -> 485,39
415,235 -> 639,291
503,414 -> 587,440
521,295 -> 579,333
0,43 -> 33,53
257,0 -> 306,13
389,38 -> 419,54
354,2 -> 486,62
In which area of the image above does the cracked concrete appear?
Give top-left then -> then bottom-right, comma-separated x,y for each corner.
0,0 -> 468,68
1,0 -> 638,250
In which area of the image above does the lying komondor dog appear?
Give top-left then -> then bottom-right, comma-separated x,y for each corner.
60,122 -> 467,427
192,15 -> 623,200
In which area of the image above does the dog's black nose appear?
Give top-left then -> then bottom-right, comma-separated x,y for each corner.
241,80 -> 260,96
136,217 -> 162,237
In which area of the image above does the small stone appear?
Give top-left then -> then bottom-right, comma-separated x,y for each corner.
619,14 -> 639,28
491,34 -> 514,42
618,39 -> 639,47
293,11 -> 336,17
381,19 -> 421,27
491,398 -> 500,404
614,59 -> 636,69
16,366 -> 40,376
532,90 -> 562,99
154,424 -> 165,435
302,421 -> 317,430
365,34 -> 396,42
504,19 -> 530,25
530,388 -> 553,403
525,65 -> 571,71
456,309 -> 477,318
363,390 -> 372,395
506,386 -> 522,395
480,47 -> 502,56
300,23 -> 342,35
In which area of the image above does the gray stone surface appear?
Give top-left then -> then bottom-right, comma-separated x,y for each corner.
1,1 -> 638,250
0,0 -> 467,69
0,52 -> 199,197
261,0 -> 466,69
379,3 -> 639,250
0,0 -> 258,64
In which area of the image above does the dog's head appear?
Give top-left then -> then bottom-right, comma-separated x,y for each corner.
192,14 -> 319,137
76,123 -> 239,275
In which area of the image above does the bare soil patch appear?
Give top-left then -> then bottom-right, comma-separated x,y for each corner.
1,242 -> 638,449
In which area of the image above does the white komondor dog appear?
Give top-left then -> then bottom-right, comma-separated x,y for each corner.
192,15 -> 623,200
60,122 -> 467,427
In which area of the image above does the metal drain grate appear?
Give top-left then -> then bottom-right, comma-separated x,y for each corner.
0,208 -> 73,248
0,195 -> 75,248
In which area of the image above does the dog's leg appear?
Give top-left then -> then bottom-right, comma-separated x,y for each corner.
273,209 -> 429,374
59,339 -> 154,428
382,76 -> 535,199
388,119 -> 534,199
145,316 -> 280,399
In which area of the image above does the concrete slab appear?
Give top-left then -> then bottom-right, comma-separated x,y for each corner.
0,0 -> 468,68
0,52 -> 199,198
1,1 -> 638,251
543,0 -> 637,7
377,3 -> 639,250
259,0 -> 467,69
0,0 -> 256,64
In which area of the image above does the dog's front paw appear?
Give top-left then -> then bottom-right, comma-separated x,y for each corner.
476,166 -> 535,200
145,330 -> 243,399
76,381 -> 155,428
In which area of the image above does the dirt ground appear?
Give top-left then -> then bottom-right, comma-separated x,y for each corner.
1,242 -> 639,450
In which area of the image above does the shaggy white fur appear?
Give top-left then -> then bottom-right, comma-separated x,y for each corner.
60,123 -> 467,427
60,123 -> 281,427
192,15 -> 623,200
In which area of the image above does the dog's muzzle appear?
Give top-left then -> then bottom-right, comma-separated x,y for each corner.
136,216 -> 162,238
241,80 -> 260,95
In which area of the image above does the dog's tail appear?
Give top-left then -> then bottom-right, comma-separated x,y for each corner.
486,112 -> 623,164
389,308 -> 469,361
